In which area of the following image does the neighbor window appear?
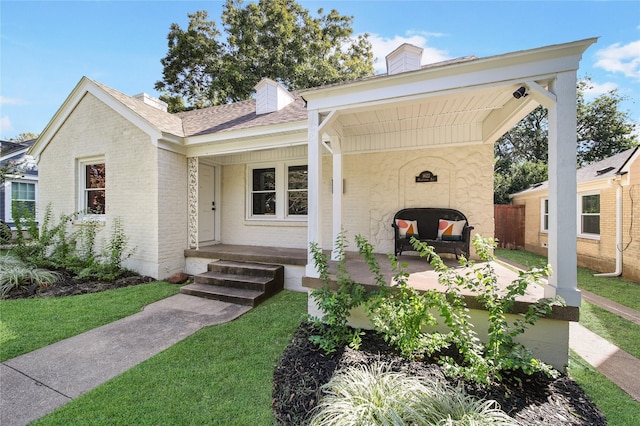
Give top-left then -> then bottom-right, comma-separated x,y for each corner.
541,198 -> 549,232
11,182 -> 36,219
579,193 -> 600,237
79,158 -> 106,215
249,163 -> 307,219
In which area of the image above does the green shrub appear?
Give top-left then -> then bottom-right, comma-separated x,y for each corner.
308,232 -> 366,353
308,362 -> 517,426
310,232 -> 563,385
0,255 -> 61,297
12,204 -> 135,282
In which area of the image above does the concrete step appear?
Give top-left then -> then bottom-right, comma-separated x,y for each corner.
180,282 -> 265,307
194,271 -> 273,292
182,261 -> 285,307
208,260 -> 283,279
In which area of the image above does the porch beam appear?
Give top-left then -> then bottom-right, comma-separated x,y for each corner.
187,157 -> 199,249
306,110 -> 323,277
526,80 -> 557,109
545,71 -> 581,307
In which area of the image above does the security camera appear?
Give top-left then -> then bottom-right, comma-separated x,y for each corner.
513,86 -> 528,99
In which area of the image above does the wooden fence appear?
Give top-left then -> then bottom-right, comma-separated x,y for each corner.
494,205 -> 525,249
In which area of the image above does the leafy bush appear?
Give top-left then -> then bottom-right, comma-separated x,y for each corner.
0,255 -> 61,297
12,204 -> 135,282
308,232 -> 366,353
308,362 -> 517,426
310,232 -> 563,384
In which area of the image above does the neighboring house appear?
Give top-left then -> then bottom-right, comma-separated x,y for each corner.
0,139 -> 38,230
511,146 -> 640,283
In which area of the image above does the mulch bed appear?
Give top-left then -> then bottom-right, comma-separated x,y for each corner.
272,322 -> 606,425
3,269 -> 155,299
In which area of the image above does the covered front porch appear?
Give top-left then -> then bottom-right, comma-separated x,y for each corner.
184,243 -> 578,369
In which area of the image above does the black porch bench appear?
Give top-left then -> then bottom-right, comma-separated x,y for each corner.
392,208 -> 474,259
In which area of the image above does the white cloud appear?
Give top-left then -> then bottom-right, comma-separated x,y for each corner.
583,81 -> 618,97
0,116 -> 14,136
367,32 -> 451,74
594,40 -> 640,80
0,96 -> 25,105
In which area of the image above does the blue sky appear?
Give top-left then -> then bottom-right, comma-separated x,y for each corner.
1,0 -> 639,140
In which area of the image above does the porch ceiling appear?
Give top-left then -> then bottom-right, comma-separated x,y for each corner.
334,85 -> 520,138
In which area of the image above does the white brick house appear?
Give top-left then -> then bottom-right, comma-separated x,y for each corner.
29,39 -> 597,368
30,38 -> 594,302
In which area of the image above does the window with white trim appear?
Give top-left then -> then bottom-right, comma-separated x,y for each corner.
540,198 -> 549,232
10,181 -> 36,220
79,158 -> 106,215
249,163 -> 307,219
579,192 -> 600,237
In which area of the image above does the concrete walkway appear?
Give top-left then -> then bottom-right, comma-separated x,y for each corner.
0,294 -> 251,426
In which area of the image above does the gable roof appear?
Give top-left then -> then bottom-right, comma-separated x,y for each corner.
511,146 -> 639,197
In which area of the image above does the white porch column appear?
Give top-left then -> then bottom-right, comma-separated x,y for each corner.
306,111 -> 323,277
331,135 -> 343,260
545,72 -> 581,306
187,157 -> 199,249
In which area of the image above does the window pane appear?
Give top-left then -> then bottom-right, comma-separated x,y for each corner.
12,201 -> 35,216
87,190 -> 106,214
582,215 -> 600,234
544,199 -> 549,214
288,191 -> 308,215
86,164 -> 106,189
288,165 -> 307,190
11,183 -> 35,201
252,192 -> 276,215
582,195 -> 599,214
253,168 -> 275,191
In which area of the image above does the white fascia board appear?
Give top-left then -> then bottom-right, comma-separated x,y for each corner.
186,129 -> 308,158
185,120 -> 307,146
302,38 -> 596,113
29,77 -> 169,161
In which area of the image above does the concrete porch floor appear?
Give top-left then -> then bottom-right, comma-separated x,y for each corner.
186,244 -> 578,321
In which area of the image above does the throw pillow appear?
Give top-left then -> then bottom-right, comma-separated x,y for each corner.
395,219 -> 419,238
437,219 -> 466,240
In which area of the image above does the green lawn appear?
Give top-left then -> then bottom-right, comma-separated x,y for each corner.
0,282 -> 181,362
33,290 -> 308,426
495,248 -> 640,311
569,351 -> 640,425
4,258 -> 639,425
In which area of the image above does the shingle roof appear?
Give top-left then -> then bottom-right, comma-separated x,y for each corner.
176,97 -> 307,137
92,81 -> 186,137
512,146 -> 639,196
92,80 -> 308,139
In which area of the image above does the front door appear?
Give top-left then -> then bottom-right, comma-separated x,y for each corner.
198,163 -> 216,243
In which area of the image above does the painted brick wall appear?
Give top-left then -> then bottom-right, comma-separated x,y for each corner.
157,149 -> 188,278
217,144 -> 494,256
38,93 -> 167,278
514,182 -> 640,283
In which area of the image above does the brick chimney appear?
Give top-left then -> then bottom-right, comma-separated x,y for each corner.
386,44 -> 424,75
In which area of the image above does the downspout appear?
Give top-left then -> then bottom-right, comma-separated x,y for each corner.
594,177 -> 623,277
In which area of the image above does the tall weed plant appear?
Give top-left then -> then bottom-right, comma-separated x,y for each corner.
12,204 -> 135,281
310,232 -> 563,385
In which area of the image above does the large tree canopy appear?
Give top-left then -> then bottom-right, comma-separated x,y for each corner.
155,0 -> 374,111
494,79 -> 638,204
